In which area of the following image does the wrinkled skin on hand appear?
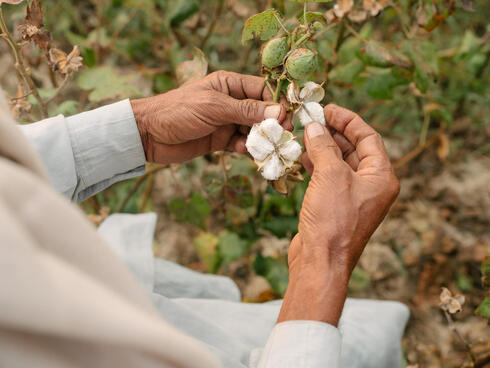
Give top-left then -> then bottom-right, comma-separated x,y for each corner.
131,71 -> 293,164
278,104 -> 400,326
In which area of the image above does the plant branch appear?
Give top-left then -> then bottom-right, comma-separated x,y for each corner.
443,310 -> 475,365
273,78 -> 283,103
274,13 -> 290,35
419,110 -> 431,146
394,133 -> 441,170
115,164 -> 168,213
201,0 -> 225,49
45,74 -> 71,105
0,8 -> 48,118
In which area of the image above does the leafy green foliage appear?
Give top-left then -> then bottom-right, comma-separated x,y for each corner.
253,253 -> 289,295
78,67 -> 141,102
242,9 -> 282,44
168,193 -> 211,229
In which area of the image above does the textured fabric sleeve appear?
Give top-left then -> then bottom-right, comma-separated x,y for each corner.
20,99 -> 146,202
256,320 -> 341,368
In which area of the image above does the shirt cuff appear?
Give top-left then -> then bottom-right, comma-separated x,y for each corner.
65,99 -> 146,191
257,321 -> 341,368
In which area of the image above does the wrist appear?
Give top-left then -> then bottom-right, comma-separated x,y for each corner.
130,98 -> 151,161
278,237 -> 350,326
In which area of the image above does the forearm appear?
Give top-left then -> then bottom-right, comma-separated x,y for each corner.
278,236 -> 350,326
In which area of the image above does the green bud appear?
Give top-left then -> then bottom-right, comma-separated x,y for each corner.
312,22 -> 324,32
261,37 -> 289,69
285,48 -> 317,81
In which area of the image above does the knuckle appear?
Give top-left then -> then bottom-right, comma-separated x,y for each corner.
240,99 -> 259,119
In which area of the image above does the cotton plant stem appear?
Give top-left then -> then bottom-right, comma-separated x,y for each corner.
115,164 -> 168,213
0,8 -> 48,118
419,110 -> 431,146
45,74 -> 71,105
201,0 -> 225,49
273,79 -> 283,103
443,310 -> 475,364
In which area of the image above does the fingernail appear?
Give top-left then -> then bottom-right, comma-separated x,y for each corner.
306,122 -> 324,138
264,104 -> 282,119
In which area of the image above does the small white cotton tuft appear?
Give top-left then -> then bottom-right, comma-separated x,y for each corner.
296,102 -> 326,126
260,118 -> 284,144
261,154 -> 283,180
279,140 -> 302,161
300,82 -> 325,103
246,125 -> 274,161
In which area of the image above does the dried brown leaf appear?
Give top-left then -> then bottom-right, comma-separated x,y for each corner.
176,47 -> 208,86
49,46 -> 83,74
437,134 -> 450,161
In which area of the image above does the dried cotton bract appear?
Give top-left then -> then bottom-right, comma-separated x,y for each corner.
246,119 -> 302,181
287,81 -> 326,126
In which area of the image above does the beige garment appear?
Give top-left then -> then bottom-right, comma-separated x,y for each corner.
0,92 -> 221,368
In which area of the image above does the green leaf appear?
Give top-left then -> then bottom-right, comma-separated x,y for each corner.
365,68 -> 409,99
475,297 -> 490,321
52,100 -> 79,116
349,267 -> 371,292
168,192 -> 211,229
253,254 -> 289,296
260,216 -> 298,238
77,66 -> 141,102
168,0 -> 199,27
297,11 -> 326,24
194,232 -> 220,273
242,9 -> 282,44
329,58 -> 365,84
224,175 -> 254,208
152,74 -> 174,94
218,231 -> 248,266
82,47 -> 96,68
358,41 -> 412,69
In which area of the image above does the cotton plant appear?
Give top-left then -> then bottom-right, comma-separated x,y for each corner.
241,3 -> 328,194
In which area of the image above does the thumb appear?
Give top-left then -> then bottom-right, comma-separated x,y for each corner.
303,122 -> 342,169
225,96 -> 286,126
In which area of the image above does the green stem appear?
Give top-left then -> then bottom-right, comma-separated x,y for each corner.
292,33 -> 310,49
273,79 -> 283,103
419,110 -> 430,146
303,2 -> 307,26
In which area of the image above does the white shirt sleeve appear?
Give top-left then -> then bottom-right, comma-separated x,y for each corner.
20,99 -> 146,202
256,320 -> 341,368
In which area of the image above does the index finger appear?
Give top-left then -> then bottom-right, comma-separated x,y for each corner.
206,71 -> 273,101
324,104 -> 391,174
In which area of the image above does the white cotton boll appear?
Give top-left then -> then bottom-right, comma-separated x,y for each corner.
300,82 -> 325,103
246,125 -> 274,161
260,118 -> 284,144
279,140 -> 302,162
261,154 -> 284,181
297,102 -> 326,126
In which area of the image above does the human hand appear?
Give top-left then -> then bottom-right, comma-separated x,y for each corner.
130,71 -> 292,164
278,104 -> 400,326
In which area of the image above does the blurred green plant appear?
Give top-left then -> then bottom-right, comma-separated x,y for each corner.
1,0 -> 488,300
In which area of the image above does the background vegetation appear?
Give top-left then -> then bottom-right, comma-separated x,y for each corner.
1,0 -> 488,366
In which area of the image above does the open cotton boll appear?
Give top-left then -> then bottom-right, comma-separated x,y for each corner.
296,101 -> 326,126
260,118 -> 284,143
279,140 -> 302,162
246,125 -> 275,161
261,154 -> 283,180
299,82 -> 325,103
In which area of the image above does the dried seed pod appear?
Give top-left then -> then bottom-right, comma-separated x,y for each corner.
245,118 -> 302,181
285,48 -> 317,81
261,37 -> 289,69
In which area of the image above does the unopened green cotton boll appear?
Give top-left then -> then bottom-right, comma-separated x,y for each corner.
312,22 -> 324,32
286,48 -> 317,81
261,37 -> 289,69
